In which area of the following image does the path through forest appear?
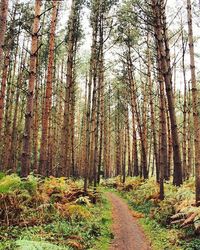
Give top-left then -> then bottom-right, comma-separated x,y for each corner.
106,192 -> 151,250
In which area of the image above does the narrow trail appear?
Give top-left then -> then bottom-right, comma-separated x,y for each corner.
106,192 -> 151,250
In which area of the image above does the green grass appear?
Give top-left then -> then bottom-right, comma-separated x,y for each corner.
91,193 -> 113,250
91,187 -> 113,250
15,240 -> 68,250
139,217 -> 181,250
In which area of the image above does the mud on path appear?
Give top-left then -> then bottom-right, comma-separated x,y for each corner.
106,192 -> 151,250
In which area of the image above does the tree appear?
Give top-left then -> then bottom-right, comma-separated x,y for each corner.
21,0 -> 41,177
0,0 -> 9,68
151,0 -> 183,186
60,0 -> 82,177
186,0 -> 200,204
39,0 -> 58,176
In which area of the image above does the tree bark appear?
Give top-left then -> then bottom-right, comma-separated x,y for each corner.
39,0 -> 58,176
151,0 -> 182,186
0,0 -> 9,68
186,0 -> 200,204
21,0 -> 41,177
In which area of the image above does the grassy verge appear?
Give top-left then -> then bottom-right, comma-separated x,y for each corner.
111,188 -> 200,250
101,176 -> 200,250
91,193 -> 113,250
114,190 -> 182,250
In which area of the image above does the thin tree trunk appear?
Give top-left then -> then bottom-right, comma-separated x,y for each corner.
151,0 -> 182,186
21,0 -> 41,177
39,0 -> 58,176
0,50 -> 10,135
186,0 -> 200,204
147,35 -> 159,182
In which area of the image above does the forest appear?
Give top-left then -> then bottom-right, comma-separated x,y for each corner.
0,0 -> 200,249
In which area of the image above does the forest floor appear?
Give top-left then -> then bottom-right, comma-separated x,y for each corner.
106,192 -> 151,250
2,175 -> 200,249
102,177 -> 200,250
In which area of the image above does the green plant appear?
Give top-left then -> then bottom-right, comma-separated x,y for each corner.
0,174 -> 21,194
20,175 -> 39,194
0,176 -> 111,250
139,217 -> 181,250
15,240 -> 68,250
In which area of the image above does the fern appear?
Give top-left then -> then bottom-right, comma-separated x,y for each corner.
21,175 -> 39,194
0,172 -> 5,180
68,204 -> 91,220
0,174 -> 21,193
75,196 -> 91,206
16,240 -> 68,250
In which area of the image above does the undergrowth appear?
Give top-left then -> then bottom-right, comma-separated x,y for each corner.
0,174 -> 112,250
102,176 -> 200,250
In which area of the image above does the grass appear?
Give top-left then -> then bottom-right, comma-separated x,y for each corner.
91,194 -> 113,250
139,217 -> 182,250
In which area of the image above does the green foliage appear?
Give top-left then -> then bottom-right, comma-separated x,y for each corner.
0,205 -> 111,250
0,175 -> 112,250
140,217 -> 181,250
0,174 -> 39,195
180,238 -> 200,250
152,180 -> 197,228
132,178 -> 159,203
0,172 -> 5,180
0,174 -> 21,194
20,175 -> 39,194
68,205 -> 91,220
177,227 -> 200,249
91,196 -> 113,250
115,0 -> 140,45
152,199 -> 175,225
15,240 -> 68,250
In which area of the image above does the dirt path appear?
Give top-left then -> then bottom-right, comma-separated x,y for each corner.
106,192 -> 151,250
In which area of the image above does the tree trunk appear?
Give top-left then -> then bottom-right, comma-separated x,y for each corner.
21,0 -> 41,177
147,36 -> 159,182
39,0 -> 58,176
0,50 -> 10,136
181,18 -> 188,180
186,0 -> 200,204
0,0 -> 9,68
151,0 -> 182,186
